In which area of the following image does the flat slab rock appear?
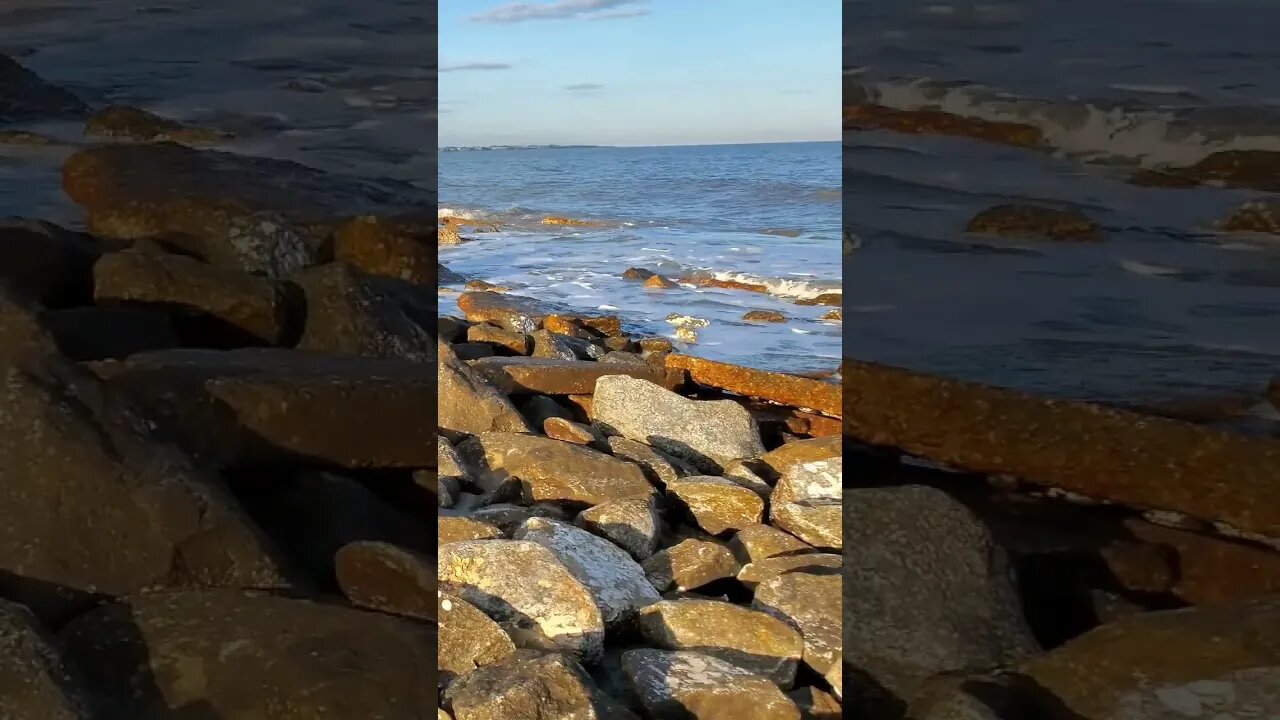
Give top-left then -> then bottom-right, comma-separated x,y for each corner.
335,540 -> 435,621
623,649 -> 801,720
437,539 -> 605,663
458,432 -> 653,506
57,589 -> 435,718
666,354 -> 841,418
470,356 -> 682,395
457,290 -> 621,336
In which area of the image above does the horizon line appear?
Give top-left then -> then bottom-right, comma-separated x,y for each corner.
438,138 -> 841,149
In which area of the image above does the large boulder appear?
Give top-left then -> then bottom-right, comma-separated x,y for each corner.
290,262 -> 436,361
0,600 -> 92,720
458,432 -> 653,506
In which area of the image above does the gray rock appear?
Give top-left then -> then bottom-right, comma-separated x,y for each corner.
637,599 -> 805,687
437,592 -> 515,691
771,500 -> 842,550
771,458 -> 842,506
607,435 -> 696,486
593,375 -> 764,473
842,485 -> 1038,701
753,571 -> 843,689
439,341 -> 533,436
622,649 -> 800,720
576,494 -> 664,561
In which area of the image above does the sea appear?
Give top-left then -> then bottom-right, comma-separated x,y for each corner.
845,0 -> 1280,409
439,142 -> 843,374
0,0 -> 434,220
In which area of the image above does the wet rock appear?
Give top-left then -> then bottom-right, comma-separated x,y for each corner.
666,475 -> 765,535
291,262 -> 435,361
83,104 -> 223,144
472,356 -> 682,395
771,501 -> 842,550
576,493 -> 664,561
844,104 -> 1043,148
61,143 -> 423,275
0,53 -> 87,122
684,275 -> 770,293
1172,149 -> 1280,192
439,223 -> 463,245
819,309 -> 842,321
645,274 -> 679,289
458,432 -> 653,506
0,218 -> 115,306
439,341 -> 533,436
623,267 -> 657,281
437,592 -> 516,691
637,599 -> 805,687
841,358 -> 1280,538
440,263 -> 464,284
965,203 -> 1100,241
0,600 -> 93,720
623,649 -> 801,720
515,517 -> 661,625
458,291 -> 621,336
607,436 -> 697,486
667,355 -> 842,418
594,375 -> 765,473
842,485 -> 1037,701
729,524 -> 814,564
94,248 -> 287,345
333,214 -> 437,285
738,554 -> 842,588
445,651 -> 636,720
437,540 -> 604,662
531,328 -> 584,359
58,589 -> 435,717
0,129 -> 58,145
334,540 -> 435,621
468,323 -> 530,354
794,293 -> 842,307
1221,198 -> 1280,235
744,309 -> 787,323
544,416 -> 606,447
0,293 -> 292,624
644,539 -> 741,592
753,571 -> 843,690
439,516 -> 504,545
92,348 -> 436,468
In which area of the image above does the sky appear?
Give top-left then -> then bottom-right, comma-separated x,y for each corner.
439,0 -> 840,147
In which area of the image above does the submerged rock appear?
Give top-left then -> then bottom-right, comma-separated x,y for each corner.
84,104 -> 224,144
965,203 -> 1100,241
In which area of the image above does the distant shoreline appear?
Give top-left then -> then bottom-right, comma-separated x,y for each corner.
439,144 -> 604,152
439,139 -> 840,152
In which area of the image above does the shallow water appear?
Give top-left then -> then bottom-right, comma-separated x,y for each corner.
440,142 -> 842,374
0,0 -> 434,221
845,0 -> 1280,403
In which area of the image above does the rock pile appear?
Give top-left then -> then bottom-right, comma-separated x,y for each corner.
438,287 -> 844,719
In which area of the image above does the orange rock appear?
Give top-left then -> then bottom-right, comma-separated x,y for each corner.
543,315 -> 586,337
841,359 -> 1280,538
541,216 -> 603,227
84,104 -> 224,144
844,104 -> 1043,148
666,354 -> 841,417
644,275 -> 677,290
334,215 -> 435,285
1221,199 -> 1280,235
682,276 -> 769,293
1122,519 -> 1280,606
795,293 -> 842,307
966,204 -> 1100,242
470,357 -> 683,395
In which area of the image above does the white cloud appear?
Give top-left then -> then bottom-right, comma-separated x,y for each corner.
470,0 -> 648,24
440,61 -> 513,72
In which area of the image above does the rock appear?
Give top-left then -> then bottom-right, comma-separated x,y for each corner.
94,248 -> 288,345
794,293 -> 842,307
437,540 -> 604,662
637,599 -> 805,687
771,457 -> 842,504
684,276 -> 770,293
92,348 -> 436,468
675,327 -> 698,343
440,341 -> 532,436
458,432 -> 653,506
61,143 -> 423,275
666,475 -> 765,535
439,516 -> 504,545
1222,198 -> 1280,235
334,540 -> 435,621
842,485 -> 1037,701
544,416 -> 606,447
531,328 -> 584,359
771,501 -> 842,550
58,589 -> 435,717
738,554 -> 842,588
594,375 -> 765,473
844,104 -> 1042,147
643,539 -> 741,592
729,524 -> 814,564
515,518 -> 661,626
542,216 -> 602,227
719,459 -> 772,498
1121,518 -> 1280,606
788,686 -> 842,720
819,309 -> 841,321
440,263 -> 464,283
623,267 -> 657,281
0,129 -> 57,145
841,358 -> 1280,539
437,592 -> 516,691
623,649 -> 801,720
439,436 -> 470,480
83,104 -> 223,144
744,309 -> 786,323
0,218 -> 118,307
469,504 -> 571,534
521,394 -> 576,428
667,355 -> 842,417
468,323 -> 530,354
0,293 -> 293,624
332,214 -> 436,285
1169,149 -> 1280,192
607,436 -> 696,486
445,651 -> 636,720
757,437 -> 843,482
458,291 -> 621,337
645,274 -> 679,289
666,313 -> 710,329
0,53 -> 87,122
41,306 -> 177,360
752,571 -> 843,690
965,203 -> 1100,241
576,494 -> 664,561
291,262 -> 435,361
439,223 -> 463,245
471,357 -> 682,395
0,600 -> 93,720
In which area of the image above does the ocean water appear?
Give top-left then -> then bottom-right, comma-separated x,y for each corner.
439,142 -> 843,374
845,0 -> 1280,406
0,0 -> 434,221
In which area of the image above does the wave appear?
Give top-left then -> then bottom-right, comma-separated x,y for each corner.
705,270 -> 841,300
852,75 -> 1280,167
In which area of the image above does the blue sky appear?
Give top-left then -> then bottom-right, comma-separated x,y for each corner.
439,0 -> 840,146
